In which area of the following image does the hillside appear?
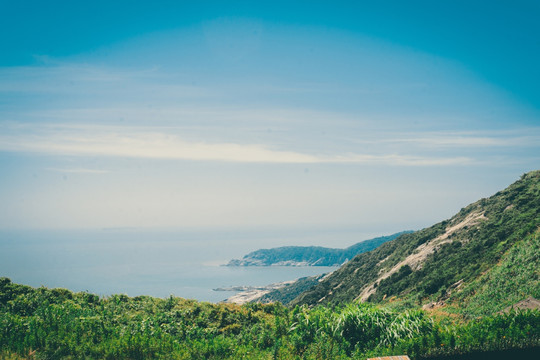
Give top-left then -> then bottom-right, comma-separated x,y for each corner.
284,170 -> 540,315
226,232 -> 410,266
1,171 -> 539,359
1,277 -> 539,359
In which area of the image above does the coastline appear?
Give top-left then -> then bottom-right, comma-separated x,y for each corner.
220,280 -> 296,304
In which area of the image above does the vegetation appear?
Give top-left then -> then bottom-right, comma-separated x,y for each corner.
446,228 -> 540,317
288,170 -> 540,309
1,278 -> 538,359
227,232 -> 411,266
258,275 -> 324,305
2,170 -> 539,358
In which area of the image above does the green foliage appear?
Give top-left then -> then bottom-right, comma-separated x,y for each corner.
290,170 -> 540,309
258,275 -> 323,305
1,171 -> 539,358
227,232 -> 411,266
1,279 -> 538,359
447,228 -> 540,317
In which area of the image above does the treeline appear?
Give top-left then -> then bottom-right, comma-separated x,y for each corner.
227,232 -> 410,266
1,278 -> 539,359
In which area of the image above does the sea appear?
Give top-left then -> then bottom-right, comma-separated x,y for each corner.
0,228 -> 375,303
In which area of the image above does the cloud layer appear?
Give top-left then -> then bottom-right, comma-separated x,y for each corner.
0,123 -> 484,166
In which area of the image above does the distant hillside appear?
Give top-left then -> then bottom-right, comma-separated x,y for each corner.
226,232 -> 411,267
272,170 -> 539,316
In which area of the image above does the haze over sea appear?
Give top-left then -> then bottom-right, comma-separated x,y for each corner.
0,228 -> 373,303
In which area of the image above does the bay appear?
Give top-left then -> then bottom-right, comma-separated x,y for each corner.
0,228 -> 342,302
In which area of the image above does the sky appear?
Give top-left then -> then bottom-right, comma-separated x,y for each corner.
0,1 -> 539,240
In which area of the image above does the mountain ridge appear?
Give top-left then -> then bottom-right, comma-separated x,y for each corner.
266,170 -> 540,316
226,231 -> 412,267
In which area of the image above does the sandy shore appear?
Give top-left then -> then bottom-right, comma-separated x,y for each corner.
221,280 -> 296,305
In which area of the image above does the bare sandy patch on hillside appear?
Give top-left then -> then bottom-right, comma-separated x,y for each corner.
355,211 -> 487,302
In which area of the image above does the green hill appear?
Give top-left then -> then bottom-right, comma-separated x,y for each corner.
1,171 -> 539,359
226,232 -> 411,266
286,170 -> 540,315
1,277 -> 538,359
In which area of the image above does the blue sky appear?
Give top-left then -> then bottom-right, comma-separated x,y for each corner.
0,1 -> 539,239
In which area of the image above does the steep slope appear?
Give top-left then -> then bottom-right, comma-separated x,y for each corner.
289,170 -> 540,312
446,228 -> 539,316
227,232 -> 410,266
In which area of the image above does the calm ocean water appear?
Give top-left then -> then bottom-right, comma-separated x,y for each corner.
0,228 -> 349,302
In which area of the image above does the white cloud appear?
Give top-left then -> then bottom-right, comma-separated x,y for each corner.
347,129 -> 540,149
391,132 -> 540,148
46,168 -> 110,174
0,123 -> 474,166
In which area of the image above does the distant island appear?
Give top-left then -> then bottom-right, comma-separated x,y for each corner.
226,231 -> 412,266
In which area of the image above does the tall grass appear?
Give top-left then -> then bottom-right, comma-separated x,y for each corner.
1,278 -> 538,359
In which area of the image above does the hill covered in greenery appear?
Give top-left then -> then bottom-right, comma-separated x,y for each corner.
1,171 -> 539,359
1,277 -> 538,359
286,170 -> 540,316
227,232 -> 411,266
